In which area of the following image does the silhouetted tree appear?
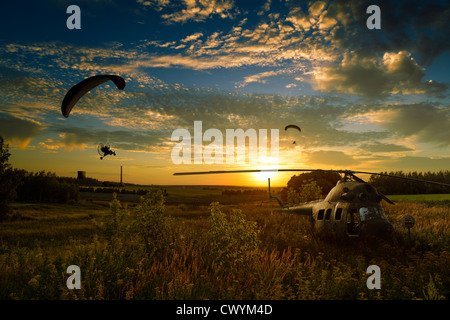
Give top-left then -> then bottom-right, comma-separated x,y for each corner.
369,171 -> 450,195
0,137 -> 21,220
281,171 -> 341,202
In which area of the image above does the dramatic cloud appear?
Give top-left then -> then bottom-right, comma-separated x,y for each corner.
138,0 -> 238,23
131,0 -> 449,99
0,114 -> 45,148
46,125 -> 167,153
321,0 -> 450,66
358,142 -> 414,153
369,103 -> 450,147
378,155 -> 450,172
236,70 -> 287,88
303,150 -> 359,167
313,51 -> 447,97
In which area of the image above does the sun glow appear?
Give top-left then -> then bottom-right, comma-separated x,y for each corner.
251,156 -> 279,183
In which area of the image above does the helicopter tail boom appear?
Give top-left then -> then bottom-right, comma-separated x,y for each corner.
282,206 -> 313,216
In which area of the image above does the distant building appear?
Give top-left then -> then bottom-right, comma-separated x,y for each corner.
77,171 -> 86,180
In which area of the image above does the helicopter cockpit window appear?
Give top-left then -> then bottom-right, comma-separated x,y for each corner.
359,207 -> 386,221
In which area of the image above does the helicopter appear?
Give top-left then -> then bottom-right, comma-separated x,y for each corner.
97,143 -> 116,160
174,169 -> 450,239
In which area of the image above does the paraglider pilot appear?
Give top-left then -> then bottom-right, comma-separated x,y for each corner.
100,145 -> 116,160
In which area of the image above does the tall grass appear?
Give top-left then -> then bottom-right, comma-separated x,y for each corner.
0,191 -> 449,300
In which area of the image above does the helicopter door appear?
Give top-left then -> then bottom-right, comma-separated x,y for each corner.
346,208 -> 360,236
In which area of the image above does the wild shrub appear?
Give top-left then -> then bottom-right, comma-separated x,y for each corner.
287,179 -> 322,205
98,192 -> 129,241
208,202 -> 260,272
130,187 -> 172,257
287,187 -> 302,206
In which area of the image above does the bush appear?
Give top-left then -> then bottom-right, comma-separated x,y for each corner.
208,202 -> 260,271
130,187 -> 172,256
98,193 -> 129,241
287,179 -> 322,205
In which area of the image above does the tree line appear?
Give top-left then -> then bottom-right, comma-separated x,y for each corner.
281,170 -> 450,205
368,171 -> 450,195
0,137 -> 80,220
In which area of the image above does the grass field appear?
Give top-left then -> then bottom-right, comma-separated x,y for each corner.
80,185 -> 272,205
0,189 -> 449,300
387,193 -> 450,203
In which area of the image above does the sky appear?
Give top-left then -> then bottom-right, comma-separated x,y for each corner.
0,0 -> 449,186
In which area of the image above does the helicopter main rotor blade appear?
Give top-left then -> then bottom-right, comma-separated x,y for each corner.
378,193 -> 395,205
173,169 -> 336,176
174,168 -> 450,187
350,170 -> 450,188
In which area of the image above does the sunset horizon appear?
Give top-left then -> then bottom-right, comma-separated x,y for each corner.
1,0 -> 448,187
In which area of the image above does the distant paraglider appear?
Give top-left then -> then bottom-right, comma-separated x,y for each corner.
284,124 -> 301,144
97,143 -> 116,160
61,75 -> 126,118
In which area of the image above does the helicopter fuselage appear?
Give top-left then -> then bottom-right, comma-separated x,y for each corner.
282,180 -> 393,238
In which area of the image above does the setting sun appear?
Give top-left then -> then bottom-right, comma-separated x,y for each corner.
250,156 -> 279,184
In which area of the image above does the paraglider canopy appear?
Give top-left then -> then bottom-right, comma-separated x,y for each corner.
61,75 -> 125,118
284,124 -> 301,132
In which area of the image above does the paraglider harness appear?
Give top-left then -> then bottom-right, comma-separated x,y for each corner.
100,145 -> 116,159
